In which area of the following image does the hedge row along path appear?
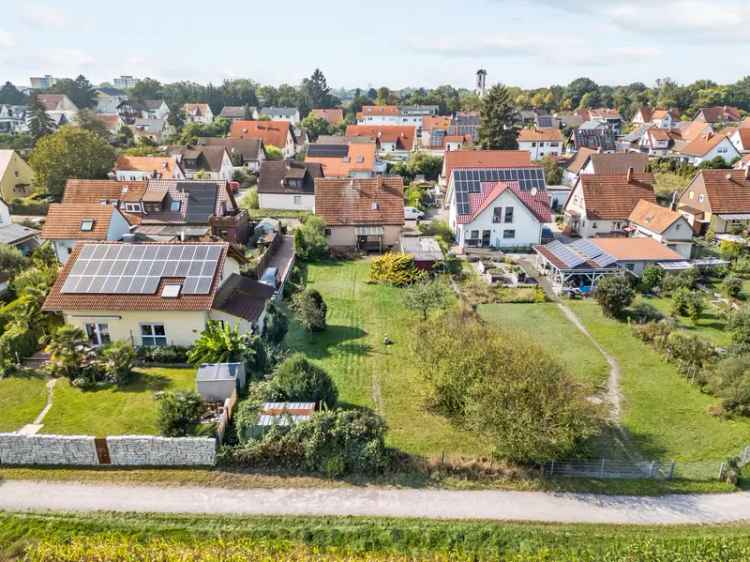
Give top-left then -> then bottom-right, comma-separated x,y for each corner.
2,480 -> 750,524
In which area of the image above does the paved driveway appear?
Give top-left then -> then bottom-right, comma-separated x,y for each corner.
2,481 -> 750,524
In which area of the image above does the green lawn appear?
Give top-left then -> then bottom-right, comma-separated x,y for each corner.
40,368 -> 195,436
639,294 -> 731,348
285,259 -> 490,458
478,303 -> 609,392
0,371 -> 48,432
569,301 -> 750,470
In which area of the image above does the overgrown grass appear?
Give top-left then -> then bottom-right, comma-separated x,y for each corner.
284,259 -> 489,457
246,208 -> 311,220
6,512 -> 750,561
0,371 -> 48,432
639,294 -> 731,347
479,302 -> 609,392
654,172 -> 692,199
569,301 -> 750,468
40,368 -> 194,436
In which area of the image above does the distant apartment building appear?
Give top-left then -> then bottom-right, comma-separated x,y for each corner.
30,75 -> 58,90
113,76 -> 139,90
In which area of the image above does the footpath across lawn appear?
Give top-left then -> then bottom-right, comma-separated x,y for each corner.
0,371 -> 48,432
479,302 -> 609,392
40,367 -> 194,436
569,301 -> 750,470
285,259 -> 490,458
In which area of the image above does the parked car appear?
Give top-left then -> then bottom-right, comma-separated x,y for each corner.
404,207 -> 425,220
259,267 -> 279,288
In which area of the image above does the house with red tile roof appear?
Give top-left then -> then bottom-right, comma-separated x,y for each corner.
114,155 -> 186,181
676,130 -> 740,166
344,125 -> 416,156
314,176 -> 404,251
517,127 -> 564,160
563,169 -> 656,238
311,108 -> 344,126
41,203 -> 132,263
454,180 -> 552,251
695,106 -> 742,125
182,103 -> 214,125
628,199 -> 693,258
730,128 -> 750,154
677,168 -> 750,234
639,127 -> 679,156
42,241 -> 274,347
229,120 -> 298,158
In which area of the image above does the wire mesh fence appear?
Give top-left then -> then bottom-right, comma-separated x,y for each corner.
542,458 -> 675,480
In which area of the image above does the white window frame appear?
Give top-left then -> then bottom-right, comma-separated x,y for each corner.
85,322 -> 111,347
140,323 -> 167,347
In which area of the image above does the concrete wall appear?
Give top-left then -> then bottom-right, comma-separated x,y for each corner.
106,436 -> 216,466
0,433 -> 216,466
0,434 -> 99,465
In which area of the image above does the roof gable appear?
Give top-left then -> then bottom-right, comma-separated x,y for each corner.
314,177 -> 405,226
576,172 -> 657,220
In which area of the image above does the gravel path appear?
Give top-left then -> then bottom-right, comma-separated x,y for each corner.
1,480 -> 750,524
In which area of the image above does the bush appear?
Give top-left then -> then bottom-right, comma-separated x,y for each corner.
593,276 -> 634,318
45,325 -> 89,380
229,409 -> 390,476
187,321 -> 256,366
662,269 -> 697,294
639,266 -> 664,293
369,253 -> 424,287
628,302 -> 664,324
99,341 -> 136,385
671,288 -> 704,323
708,355 -> 750,416
136,345 -> 190,364
270,354 -> 338,408
413,310 -> 601,463
156,391 -> 204,437
403,280 -> 451,320
239,187 -> 259,210
632,320 -> 673,350
720,240 -> 744,261
417,219 -> 454,249
733,256 -> 750,277
0,320 -> 38,376
728,307 -> 750,352
291,289 -> 327,332
663,332 -> 716,383
262,301 -> 288,344
294,216 -> 328,261
723,275 -> 743,298
0,244 -> 28,277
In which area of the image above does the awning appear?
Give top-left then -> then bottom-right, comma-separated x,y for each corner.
657,261 -> 693,271
355,226 -> 384,236
718,214 -> 750,220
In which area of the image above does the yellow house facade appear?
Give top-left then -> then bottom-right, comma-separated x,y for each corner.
0,150 -> 35,201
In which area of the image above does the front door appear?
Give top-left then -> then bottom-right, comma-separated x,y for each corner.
85,322 -> 111,347
481,230 -> 491,248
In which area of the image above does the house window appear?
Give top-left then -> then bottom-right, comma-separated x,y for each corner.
689,191 -> 694,200
80,219 -> 95,232
592,222 -> 598,229
293,195 -> 302,205
503,229 -> 516,239
124,202 -> 142,212
493,207 -> 503,223
504,207 -> 514,224
85,323 -> 110,346
324,228 -> 332,236
141,323 -> 167,347
470,230 -> 479,239
170,201 -> 182,212
675,224 -> 681,231
625,263 -> 635,271
698,194 -> 705,203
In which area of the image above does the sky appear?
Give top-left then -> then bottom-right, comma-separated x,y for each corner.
1,0 -> 750,91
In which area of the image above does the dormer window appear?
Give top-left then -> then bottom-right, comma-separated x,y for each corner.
170,201 -> 182,212
80,219 -> 95,232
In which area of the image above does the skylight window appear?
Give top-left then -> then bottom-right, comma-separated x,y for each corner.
80,219 -> 95,232
161,284 -> 181,298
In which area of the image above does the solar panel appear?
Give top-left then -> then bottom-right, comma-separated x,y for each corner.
61,243 -> 225,296
593,253 -> 618,268
546,240 -> 586,268
454,167 -> 547,216
569,239 -> 604,259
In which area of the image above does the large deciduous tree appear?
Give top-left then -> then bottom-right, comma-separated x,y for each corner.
0,81 -> 27,105
478,84 -> 519,150
29,126 -> 116,199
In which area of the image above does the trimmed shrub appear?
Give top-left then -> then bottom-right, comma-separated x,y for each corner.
136,345 -> 190,364
639,266 -> 664,293
723,275 -> 743,298
262,301 -> 288,344
628,302 -> 664,324
270,354 -> 338,408
291,289 -> 327,332
99,341 -> 136,385
369,253 -> 424,287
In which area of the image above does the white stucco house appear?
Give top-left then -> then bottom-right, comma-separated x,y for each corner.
563,170 -> 657,238
677,132 -> 740,166
40,203 -> 132,263
257,160 -> 323,211
517,127 -> 564,160
453,181 -> 551,251
182,103 -> 214,125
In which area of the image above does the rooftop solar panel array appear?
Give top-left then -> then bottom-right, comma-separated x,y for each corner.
545,240 -> 586,268
454,168 -> 546,215
552,239 -> 618,269
307,144 -> 349,158
60,243 -> 223,295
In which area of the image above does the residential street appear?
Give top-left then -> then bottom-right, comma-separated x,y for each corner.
2,480 -> 750,524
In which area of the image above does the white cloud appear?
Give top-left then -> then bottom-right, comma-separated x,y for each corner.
23,3 -> 68,29
0,30 -> 15,48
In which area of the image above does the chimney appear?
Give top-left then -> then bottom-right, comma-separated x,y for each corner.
626,167 -> 634,184
726,172 -> 734,181
745,167 -> 750,181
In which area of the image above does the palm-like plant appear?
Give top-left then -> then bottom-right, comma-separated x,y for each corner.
45,325 -> 88,379
188,321 -> 254,365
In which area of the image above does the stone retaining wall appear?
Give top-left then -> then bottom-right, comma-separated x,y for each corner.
0,434 -> 216,467
0,434 -> 99,466
106,436 -> 216,466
